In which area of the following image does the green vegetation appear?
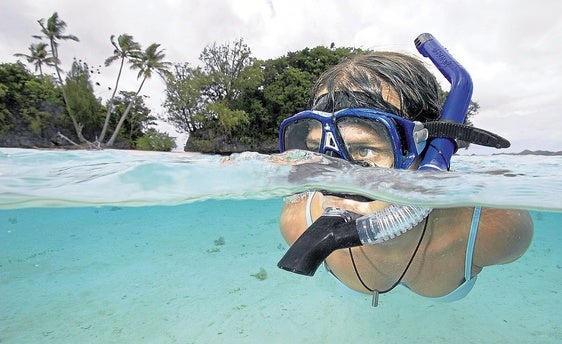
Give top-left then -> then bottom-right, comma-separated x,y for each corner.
4,12 -> 479,152
135,129 -> 175,151
3,12 -> 172,150
13,42 -> 55,76
99,34 -> 141,143
0,62 -> 63,135
106,43 -> 172,147
0,60 -> 158,148
64,59 -> 104,139
164,41 -> 367,152
36,12 -> 84,142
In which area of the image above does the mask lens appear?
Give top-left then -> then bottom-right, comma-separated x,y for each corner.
283,119 -> 322,152
336,117 -> 395,168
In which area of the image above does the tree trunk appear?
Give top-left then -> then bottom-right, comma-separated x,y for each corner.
51,40 -> 86,143
98,57 -> 125,143
106,76 -> 146,146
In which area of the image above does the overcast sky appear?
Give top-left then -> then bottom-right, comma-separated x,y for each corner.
1,0 -> 560,153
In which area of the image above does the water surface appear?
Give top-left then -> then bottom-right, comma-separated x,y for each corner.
1,148 -> 561,343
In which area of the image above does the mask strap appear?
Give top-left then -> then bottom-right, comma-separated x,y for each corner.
423,121 -> 510,149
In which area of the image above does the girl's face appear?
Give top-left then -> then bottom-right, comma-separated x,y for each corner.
307,82 -> 402,168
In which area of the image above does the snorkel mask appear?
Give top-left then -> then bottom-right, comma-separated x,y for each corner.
279,102 -> 509,171
279,108 -> 428,169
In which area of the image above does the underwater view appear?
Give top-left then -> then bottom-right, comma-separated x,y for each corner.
1,148 -> 561,343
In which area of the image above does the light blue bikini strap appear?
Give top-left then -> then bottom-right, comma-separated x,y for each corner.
465,206 -> 482,281
305,191 -> 316,226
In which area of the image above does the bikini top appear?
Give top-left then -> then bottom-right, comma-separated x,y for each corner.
430,206 -> 481,302
304,192 -> 481,302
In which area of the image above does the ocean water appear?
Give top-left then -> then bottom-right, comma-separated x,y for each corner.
1,148 -> 561,343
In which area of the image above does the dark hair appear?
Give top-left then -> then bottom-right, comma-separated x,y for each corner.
308,52 -> 441,122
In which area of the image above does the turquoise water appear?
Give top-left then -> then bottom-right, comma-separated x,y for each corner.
1,148 -> 561,343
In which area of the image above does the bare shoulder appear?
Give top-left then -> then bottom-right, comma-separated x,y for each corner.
474,208 -> 534,267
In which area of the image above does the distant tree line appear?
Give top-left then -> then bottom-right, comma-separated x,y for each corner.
2,12 -> 479,152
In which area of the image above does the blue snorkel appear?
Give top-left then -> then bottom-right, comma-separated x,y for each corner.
415,33 -> 473,171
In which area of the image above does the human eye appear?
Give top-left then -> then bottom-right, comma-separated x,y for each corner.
349,145 -> 378,160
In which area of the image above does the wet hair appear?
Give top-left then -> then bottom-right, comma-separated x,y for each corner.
308,52 -> 441,122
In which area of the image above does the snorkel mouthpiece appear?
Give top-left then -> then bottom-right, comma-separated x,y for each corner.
277,208 -> 361,276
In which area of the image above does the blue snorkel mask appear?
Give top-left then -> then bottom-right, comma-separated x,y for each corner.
279,98 -> 509,172
279,107 -> 429,170
279,105 -> 509,171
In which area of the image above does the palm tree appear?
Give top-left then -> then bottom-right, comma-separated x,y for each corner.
36,12 -> 85,142
98,34 -> 141,143
106,43 -> 172,146
14,42 -> 55,76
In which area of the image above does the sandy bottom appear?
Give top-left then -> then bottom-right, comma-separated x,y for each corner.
1,199 -> 560,343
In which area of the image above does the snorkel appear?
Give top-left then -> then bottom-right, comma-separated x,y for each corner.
278,33 -> 474,277
416,33 -> 472,171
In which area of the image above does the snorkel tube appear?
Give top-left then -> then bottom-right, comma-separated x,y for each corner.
278,33 -> 472,276
415,33 -> 473,171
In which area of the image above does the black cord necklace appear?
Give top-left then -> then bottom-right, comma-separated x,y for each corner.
348,213 -> 430,307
